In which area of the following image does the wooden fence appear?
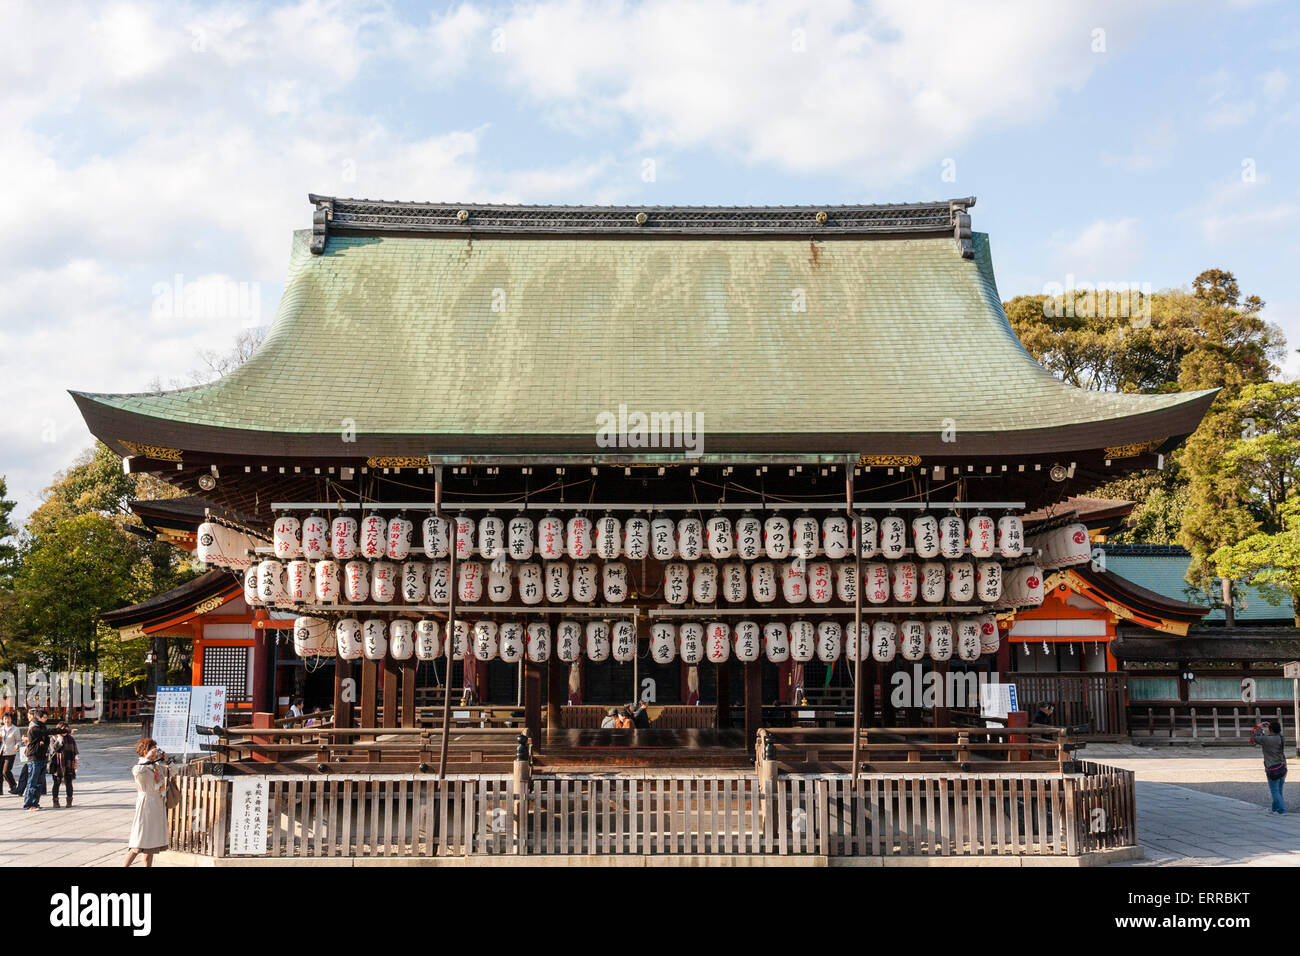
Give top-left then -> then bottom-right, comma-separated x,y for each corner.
1005,672 -> 1128,738
1128,703 -> 1288,743
167,764 -> 1135,860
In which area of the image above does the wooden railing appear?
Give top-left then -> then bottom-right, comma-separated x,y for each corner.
1004,672 -> 1128,738
1129,703 -> 1288,742
761,726 -> 1076,773
166,763 -> 1135,860
559,705 -> 716,729
206,726 -> 526,773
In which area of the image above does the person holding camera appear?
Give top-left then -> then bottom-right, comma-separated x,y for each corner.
1250,719 -> 1287,814
125,737 -> 171,866
20,708 -> 49,810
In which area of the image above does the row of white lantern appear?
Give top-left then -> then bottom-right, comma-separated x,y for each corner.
299,613 -> 1003,664
265,512 -> 1027,565
196,522 -> 269,570
251,556 -> 1044,609
1026,523 -> 1092,570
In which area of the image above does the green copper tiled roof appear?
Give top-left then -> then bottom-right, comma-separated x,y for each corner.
1103,549 -> 1294,623
74,227 -> 1214,449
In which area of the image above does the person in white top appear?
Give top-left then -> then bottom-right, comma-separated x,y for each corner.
288,698 -> 304,719
0,713 -> 20,794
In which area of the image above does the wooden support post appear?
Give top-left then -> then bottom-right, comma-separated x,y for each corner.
252,610 -> 276,715
847,461 -> 862,779
333,658 -> 355,729
716,659 -> 731,729
360,657 -> 378,732
437,470 -> 457,779
512,734 -> 530,854
547,650 -> 565,734
932,659 -> 951,729
524,660 -> 543,751
743,661 -> 762,752
382,653 -> 399,729
400,656 -> 418,728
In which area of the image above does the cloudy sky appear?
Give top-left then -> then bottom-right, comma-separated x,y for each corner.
2,0 -> 1298,519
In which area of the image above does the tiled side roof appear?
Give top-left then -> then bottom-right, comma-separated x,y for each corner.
1101,549 -> 1294,623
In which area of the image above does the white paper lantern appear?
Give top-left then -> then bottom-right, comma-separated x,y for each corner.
372,561 -> 397,603
899,620 -> 926,661
359,514 -> 388,560
603,562 -> 629,603
676,517 -> 704,561
956,619 -> 981,661
779,562 -> 807,604
854,515 -> 879,558
808,561 -> 833,604
342,560 -> 368,602
332,515 -> 359,560
790,620 -> 815,662
763,515 -> 791,559
750,562 -> 777,603
872,620 -> 899,663
735,515 -> 762,560
387,516 -> 414,561
595,515 -> 622,560
500,621 -> 525,663
474,620 -> 499,661
429,561 -> 450,604
416,619 -> 441,660
545,562 -> 571,603
891,561 -> 918,603
526,621 -> 552,663
196,522 -> 224,566
243,567 -> 260,606
422,515 -> 450,558
537,514 -> 564,560
572,561 -> 598,603
517,562 -> 543,605
257,559 -> 286,603
912,514 -> 940,559
1013,565 -> 1045,606
557,620 -> 582,662
976,561 -> 1003,603
651,516 -> 677,560
286,560 -> 313,603
679,622 -> 704,664
487,561 -> 513,603
507,515 -> 534,560
692,562 -> 719,603
845,621 -> 867,662
457,561 -> 484,603
835,563 -> 857,603
336,618 -> 362,660
997,515 -> 1024,558
663,562 -> 690,605
273,515 -> 301,560
623,516 -> 650,560
706,515 -> 734,559
721,562 -> 747,603
293,616 -> 329,657
389,619 -> 415,660
864,562 -> 891,605
706,622 -> 730,663
967,515 -> 996,559
792,515 -> 819,559
294,514 -> 326,561
948,561 -> 975,603
733,620 -> 761,663
446,619 -> 469,661
821,515 -> 849,559
880,516 -> 907,559
938,515 -> 965,559
816,621 -> 842,662
978,613 -> 1000,654
401,561 -> 428,603
612,620 -> 636,662
920,561 -> 946,603
585,621 -> 611,662
566,515 -> 593,560
651,622 -> 677,663
478,515 -> 505,560
763,622 -> 790,662
1056,523 -> 1092,568
928,619 -> 954,661
454,516 -> 476,560
363,618 -> 388,660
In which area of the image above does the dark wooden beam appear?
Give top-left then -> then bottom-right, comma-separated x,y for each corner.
400,656 -> 418,728
524,660 -> 543,752
360,657 -> 378,731
382,654 -> 399,729
743,661 -> 762,752
333,658 -> 355,729
716,660 -> 731,729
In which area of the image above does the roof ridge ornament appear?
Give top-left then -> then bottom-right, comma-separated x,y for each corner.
950,199 -> 974,259
310,196 -> 334,255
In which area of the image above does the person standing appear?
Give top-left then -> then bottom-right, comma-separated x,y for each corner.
125,738 -> 170,867
1,713 -> 20,794
1250,719 -> 1287,814
49,722 -> 79,808
631,700 -> 651,730
21,708 -> 49,811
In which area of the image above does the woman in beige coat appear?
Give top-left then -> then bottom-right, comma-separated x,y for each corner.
124,737 -> 169,867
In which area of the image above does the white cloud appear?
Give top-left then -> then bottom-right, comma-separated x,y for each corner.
1049,218 -> 1144,280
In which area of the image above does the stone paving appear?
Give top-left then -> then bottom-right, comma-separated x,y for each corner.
3,728 -> 1300,865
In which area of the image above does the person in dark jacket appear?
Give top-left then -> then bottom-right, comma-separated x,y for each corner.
21,709 -> 49,810
631,700 -> 651,730
1030,702 -> 1057,727
49,722 -> 79,808
1250,719 -> 1287,814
